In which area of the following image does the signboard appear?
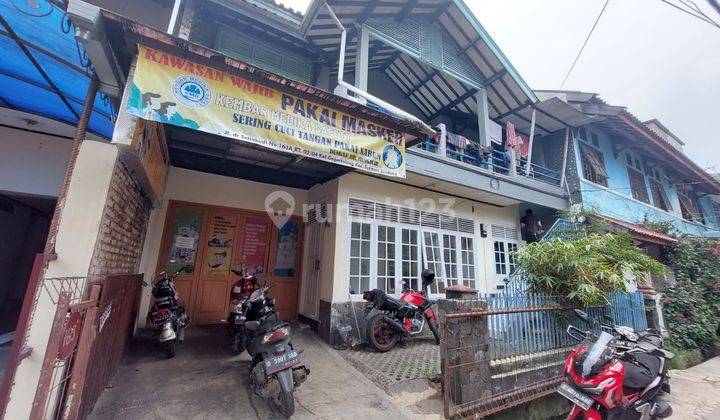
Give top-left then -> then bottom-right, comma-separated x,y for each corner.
166,209 -> 203,274
58,312 -> 82,360
238,216 -> 269,276
204,214 -> 237,276
273,220 -> 299,277
127,45 -> 408,178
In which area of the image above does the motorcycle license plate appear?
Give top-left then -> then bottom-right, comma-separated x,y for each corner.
264,350 -> 299,375
558,382 -> 593,411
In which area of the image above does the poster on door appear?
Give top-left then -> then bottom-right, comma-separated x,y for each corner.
204,214 -> 236,275
237,217 -> 269,276
273,220 -> 299,277
166,209 -> 203,274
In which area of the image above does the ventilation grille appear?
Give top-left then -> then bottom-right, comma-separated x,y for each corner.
348,198 -> 374,219
349,198 -> 474,234
491,224 -> 519,240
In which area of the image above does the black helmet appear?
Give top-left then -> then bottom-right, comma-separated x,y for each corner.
421,269 -> 435,285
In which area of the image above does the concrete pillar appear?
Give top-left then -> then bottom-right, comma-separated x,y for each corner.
438,123 -> 447,158
438,298 -> 491,407
476,87 -> 490,148
354,25 -> 370,92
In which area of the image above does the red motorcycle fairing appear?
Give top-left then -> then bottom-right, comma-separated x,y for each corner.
400,290 -> 427,307
568,404 -> 602,420
563,345 -> 626,411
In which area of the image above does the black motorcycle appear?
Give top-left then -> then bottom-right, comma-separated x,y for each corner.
146,266 -> 191,358
243,284 -> 309,418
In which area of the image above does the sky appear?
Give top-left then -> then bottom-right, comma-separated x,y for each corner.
277,0 -> 720,171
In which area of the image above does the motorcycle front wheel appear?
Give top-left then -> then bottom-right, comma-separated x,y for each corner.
275,389 -> 295,418
366,313 -> 399,352
164,339 -> 177,358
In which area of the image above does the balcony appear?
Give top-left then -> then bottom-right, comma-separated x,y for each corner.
416,126 -> 563,188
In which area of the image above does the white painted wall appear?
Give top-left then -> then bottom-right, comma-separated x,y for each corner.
0,126 -> 73,198
134,167 -> 309,327
5,140 -> 118,420
332,172 -> 520,302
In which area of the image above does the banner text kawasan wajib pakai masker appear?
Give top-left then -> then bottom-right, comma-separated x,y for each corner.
126,45 -> 408,178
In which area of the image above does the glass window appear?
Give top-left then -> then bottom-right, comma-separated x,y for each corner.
443,234 -> 458,287
507,242 -> 518,273
579,143 -> 608,187
349,222 -> 371,294
650,179 -> 672,211
591,133 -> 599,148
627,166 -> 650,203
377,225 -> 396,294
460,237 -> 475,289
401,228 -> 420,291
494,241 -> 506,275
424,232 -> 444,293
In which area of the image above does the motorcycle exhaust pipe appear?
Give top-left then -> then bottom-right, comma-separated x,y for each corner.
383,315 -> 409,336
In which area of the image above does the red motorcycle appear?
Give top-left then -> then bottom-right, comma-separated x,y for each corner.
559,310 -> 673,419
362,269 -> 440,352
227,268 -> 260,353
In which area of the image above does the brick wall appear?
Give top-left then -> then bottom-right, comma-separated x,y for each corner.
89,158 -> 151,276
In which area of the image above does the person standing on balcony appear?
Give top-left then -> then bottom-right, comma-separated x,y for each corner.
520,209 -> 543,243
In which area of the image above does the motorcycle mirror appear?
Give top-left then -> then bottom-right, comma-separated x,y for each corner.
573,309 -> 590,323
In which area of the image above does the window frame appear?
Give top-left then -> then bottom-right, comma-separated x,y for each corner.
347,200 -> 479,299
626,165 -> 650,204
578,141 -> 609,187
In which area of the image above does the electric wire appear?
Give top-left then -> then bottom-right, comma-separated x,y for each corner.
559,0 -> 612,89
659,0 -> 720,28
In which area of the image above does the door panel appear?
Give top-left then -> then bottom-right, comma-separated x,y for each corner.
194,211 -> 239,324
153,203 -> 209,322
153,201 -> 302,325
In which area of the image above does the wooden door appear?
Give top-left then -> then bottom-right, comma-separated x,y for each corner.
266,217 -> 303,321
300,223 -> 322,319
154,203 -> 209,319
153,201 -> 302,325
194,210 -> 240,324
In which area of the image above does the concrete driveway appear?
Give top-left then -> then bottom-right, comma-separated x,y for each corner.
89,324 -> 412,419
667,356 -> 720,419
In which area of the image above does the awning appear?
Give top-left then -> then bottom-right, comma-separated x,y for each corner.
0,0 -> 114,138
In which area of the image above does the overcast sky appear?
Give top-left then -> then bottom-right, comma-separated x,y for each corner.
278,0 -> 720,171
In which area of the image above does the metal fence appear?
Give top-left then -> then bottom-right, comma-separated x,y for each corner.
442,292 -> 647,418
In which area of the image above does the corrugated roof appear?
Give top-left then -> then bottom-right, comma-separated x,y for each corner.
597,215 -> 677,245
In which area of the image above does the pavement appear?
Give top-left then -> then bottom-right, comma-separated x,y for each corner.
88,324 -> 415,420
667,356 -> 720,419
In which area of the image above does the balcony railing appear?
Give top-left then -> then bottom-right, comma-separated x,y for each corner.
416,130 -> 561,187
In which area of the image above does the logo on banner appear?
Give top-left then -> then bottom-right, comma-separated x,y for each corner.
382,145 -> 403,169
172,75 -> 211,108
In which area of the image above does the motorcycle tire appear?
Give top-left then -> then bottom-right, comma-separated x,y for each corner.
275,389 -> 295,418
427,316 -> 440,345
165,339 -> 177,358
366,313 -> 399,352
232,335 -> 245,354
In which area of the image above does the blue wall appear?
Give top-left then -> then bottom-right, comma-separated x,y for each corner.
573,124 -> 720,238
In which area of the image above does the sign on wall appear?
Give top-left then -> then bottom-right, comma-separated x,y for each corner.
204,214 -> 237,276
127,45 -> 408,178
273,220 -> 299,277
238,216 -> 269,276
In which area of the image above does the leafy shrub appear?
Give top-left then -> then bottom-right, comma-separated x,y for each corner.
661,239 -> 720,351
515,233 -> 663,306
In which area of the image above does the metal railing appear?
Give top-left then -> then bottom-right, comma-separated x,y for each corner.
442,291 -> 648,418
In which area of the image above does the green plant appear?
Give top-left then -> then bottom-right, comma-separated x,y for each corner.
639,215 -> 676,237
660,239 -> 720,351
515,233 -> 663,306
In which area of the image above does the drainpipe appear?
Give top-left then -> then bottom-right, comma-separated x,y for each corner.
44,76 -> 99,255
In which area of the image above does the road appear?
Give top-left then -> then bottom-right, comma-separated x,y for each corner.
667,356 -> 720,419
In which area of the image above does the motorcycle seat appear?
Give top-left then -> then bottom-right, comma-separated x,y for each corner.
366,289 -> 403,311
622,353 -> 662,389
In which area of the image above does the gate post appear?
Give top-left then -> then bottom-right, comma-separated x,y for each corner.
59,284 -> 102,420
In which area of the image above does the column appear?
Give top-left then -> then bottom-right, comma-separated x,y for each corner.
476,87 -> 490,148
354,24 -> 370,92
